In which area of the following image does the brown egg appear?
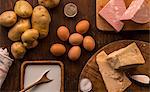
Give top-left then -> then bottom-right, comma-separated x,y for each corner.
83,36 -> 95,51
50,43 -> 66,56
68,46 -> 81,61
76,20 -> 90,34
69,33 -> 83,45
57,26 -> 70,41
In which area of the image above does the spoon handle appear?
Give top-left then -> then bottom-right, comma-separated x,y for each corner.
19,82 -> 38,92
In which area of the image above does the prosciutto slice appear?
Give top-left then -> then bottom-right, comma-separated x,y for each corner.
99,0 -> 126,32
120,0 -> 150,23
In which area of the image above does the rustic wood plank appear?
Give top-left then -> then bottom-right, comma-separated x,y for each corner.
0,0 -> 149,92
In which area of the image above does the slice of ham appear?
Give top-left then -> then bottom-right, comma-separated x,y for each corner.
120,0 -> 150,24
132,1 -> 150,23
99,0 -> 126,32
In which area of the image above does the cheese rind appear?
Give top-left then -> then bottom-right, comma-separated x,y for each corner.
96,51 -> 132,92
107,42 -> 145,69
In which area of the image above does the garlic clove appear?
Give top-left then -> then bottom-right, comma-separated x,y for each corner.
80,78 -> 92,92
130,75 -> 150,84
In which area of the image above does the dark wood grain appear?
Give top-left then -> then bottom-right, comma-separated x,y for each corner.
0,0 -> 149,92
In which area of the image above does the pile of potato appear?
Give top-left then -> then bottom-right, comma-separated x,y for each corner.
0,0 -> 61,59
50,20 -> 96,61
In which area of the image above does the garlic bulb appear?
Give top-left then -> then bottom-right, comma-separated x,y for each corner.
131,75 -> 150,84
80,78 -> 92,92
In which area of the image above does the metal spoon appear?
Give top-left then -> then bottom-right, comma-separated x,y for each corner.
20,70 -> 53,92
130,75 -> 150,85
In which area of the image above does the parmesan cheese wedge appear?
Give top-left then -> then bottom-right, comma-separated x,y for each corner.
107,42 -> 145,70
96,51 -> 132,92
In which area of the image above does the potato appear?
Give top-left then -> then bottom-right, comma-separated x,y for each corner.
21,29 -> 39,43
21,29 -> 39,49
32,5 -> 51,39
38,0 -> 60,8
14,0 -> 33,18
8,19 -> 31,41
23,40 -> 38,49
0,11 -> 17,27
11,42 -> 26,59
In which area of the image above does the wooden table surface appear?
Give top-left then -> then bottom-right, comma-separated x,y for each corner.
0,0 -> 149,92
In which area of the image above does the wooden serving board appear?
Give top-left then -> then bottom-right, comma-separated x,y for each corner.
78,40 -> 150,92
21,60 -> 64,92
96,0 -> 150,31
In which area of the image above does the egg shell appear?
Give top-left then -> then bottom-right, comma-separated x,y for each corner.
83,36 -> 95,51
69,33 -> 83,45
50,43 -> 66,56
76,20 -> 90,34
57,26 -> 70,41
68,46 -> 81,61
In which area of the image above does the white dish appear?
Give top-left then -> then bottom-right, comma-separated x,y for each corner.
24,64 -> 61,92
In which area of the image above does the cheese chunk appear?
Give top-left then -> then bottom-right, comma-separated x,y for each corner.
96,51 -> 132,92
107,42 -> 145,69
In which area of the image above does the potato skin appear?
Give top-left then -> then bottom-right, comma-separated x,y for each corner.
32,5 -> 51,39
11,42 -> 26,59
38,0 -> 60,8
21,29 -> 39,49
14,0 -> 33,18
8,19 -> 31,41
0,11 -> 17,27
21,29 -> 39,43
23,40 -> 38,49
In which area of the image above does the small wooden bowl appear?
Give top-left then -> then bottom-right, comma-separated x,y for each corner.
20,60 -> 64,92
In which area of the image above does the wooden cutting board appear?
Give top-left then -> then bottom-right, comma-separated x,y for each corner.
78,40 -> 150,92
96,0 -> 150,31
